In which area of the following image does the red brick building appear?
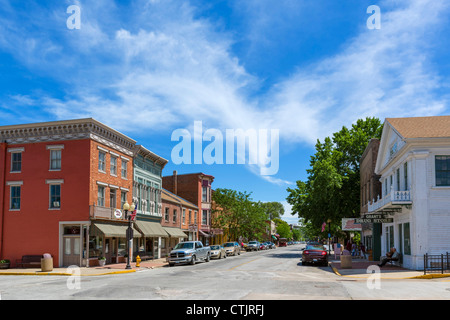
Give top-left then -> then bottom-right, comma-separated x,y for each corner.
161,188 -> 198,256
0,118 -> 139,267
162,171 -> 214,244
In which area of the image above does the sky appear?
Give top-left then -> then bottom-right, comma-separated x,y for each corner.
0,0 -> 449,224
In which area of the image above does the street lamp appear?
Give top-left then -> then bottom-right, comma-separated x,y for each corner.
123,202 -> 136,270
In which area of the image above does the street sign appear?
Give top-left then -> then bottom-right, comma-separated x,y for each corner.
354,218 -> 394,224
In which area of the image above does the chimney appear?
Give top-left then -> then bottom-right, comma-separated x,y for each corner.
173,170 -> 177,195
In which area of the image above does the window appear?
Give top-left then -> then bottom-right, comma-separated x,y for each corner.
202,187 -> 208,202
121,191 -> 127,209
165,207 -> 169,222
110,189 -> 116,208
404,223 -> 411,255
202,209 -> 208,225
404,162 -> 408,190
98,186 -> 105,206
173,209 -> 177,223
11,152 -> 22,172
189,210 -> 192,224
110,156 -> 117,175
49,184 -> 61,209
435,156 -> 450,186
396,169 -> 400,191
121,160 -> 128,178
10,185 -> 21,210
98,151 -> 106,172
182,208 -> 186,225
50,150 -> 62,170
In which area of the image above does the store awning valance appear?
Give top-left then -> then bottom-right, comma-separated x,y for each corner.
199,230 -> 210,237
92,222 -> 140,238
135,220 -> 168,238
164,227 -> 188,238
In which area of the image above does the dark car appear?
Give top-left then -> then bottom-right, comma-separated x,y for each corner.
301,244 -> 328,266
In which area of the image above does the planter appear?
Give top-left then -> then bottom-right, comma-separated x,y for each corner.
98,259 -> 106,266
0,262 -> 10,269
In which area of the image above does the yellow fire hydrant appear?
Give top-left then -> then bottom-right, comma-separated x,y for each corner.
136,255 -> 141,267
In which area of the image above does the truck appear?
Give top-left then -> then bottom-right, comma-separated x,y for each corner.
168,241 -> 211,266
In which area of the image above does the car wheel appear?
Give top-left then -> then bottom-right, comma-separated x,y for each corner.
205,254 -> 210,262
190,255 -> 196,265
169,263 -> 174,267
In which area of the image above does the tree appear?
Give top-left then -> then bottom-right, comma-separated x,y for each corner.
212,188 -> 267,241
261,202 -> 285,220
286,117 -> 383,237
273,218 -> 292,239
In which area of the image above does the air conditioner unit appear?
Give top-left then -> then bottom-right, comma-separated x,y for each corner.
53,201 -> 60,208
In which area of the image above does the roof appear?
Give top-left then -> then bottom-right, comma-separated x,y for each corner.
386,116 -> 450,139
161,188 -> 198,210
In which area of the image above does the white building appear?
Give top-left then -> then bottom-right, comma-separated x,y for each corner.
368,116 -> 450,270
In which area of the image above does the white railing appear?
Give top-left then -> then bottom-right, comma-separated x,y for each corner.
368,187 -> 412,212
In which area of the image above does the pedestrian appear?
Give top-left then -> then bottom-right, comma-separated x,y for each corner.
378,247 -> 399,267
360,243 -> 366,259
351,242 -> 357,256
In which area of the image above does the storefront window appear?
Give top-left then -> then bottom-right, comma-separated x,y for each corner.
89,235 -> 103,258
118,238 -> 126,256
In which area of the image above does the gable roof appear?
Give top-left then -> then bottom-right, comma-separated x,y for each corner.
386,116 -> 450,139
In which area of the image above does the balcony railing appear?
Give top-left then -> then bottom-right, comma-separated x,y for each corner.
368,187 -> 412,212
90,205 -> 127,221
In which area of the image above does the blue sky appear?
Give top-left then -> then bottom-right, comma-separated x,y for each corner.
0,0 -> 449,224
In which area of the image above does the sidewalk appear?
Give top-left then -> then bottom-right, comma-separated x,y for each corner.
0,258 -> 169,276
329,257 -> 450,280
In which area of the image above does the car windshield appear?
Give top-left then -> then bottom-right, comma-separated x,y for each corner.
224,243 -> 234,247
210,245 -> 220,250
306,245 -> 325,251
174,242 -> 194,250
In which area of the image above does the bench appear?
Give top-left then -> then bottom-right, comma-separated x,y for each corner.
380,253 -> 402,267
135,252 -> 152,261
16,255 -> 42,268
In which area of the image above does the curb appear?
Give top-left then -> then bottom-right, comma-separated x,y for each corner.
0,269 -> 137,276
328,262 -> 450,280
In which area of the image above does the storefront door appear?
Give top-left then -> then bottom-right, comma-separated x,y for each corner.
63,235 -> 81,266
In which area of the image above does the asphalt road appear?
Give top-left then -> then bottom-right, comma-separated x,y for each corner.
1,245 -> 450,301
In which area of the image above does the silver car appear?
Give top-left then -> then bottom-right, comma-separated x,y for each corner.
223,242 -> 241,256
210,245 -> 227,259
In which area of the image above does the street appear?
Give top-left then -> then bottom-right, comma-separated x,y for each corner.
1,245 -> 450,301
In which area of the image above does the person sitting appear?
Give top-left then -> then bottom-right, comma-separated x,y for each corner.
378,247 -> 399,267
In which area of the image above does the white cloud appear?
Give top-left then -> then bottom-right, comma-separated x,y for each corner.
1,0 -> 449,184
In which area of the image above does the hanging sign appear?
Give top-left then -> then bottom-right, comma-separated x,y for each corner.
114,209 -> 122,219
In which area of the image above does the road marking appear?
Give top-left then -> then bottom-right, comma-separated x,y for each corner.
229,258 -> 260,271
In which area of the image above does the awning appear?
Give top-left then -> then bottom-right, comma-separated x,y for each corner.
135,220 -> 168,238
92,222 -> 140,238
199,230 -> 210,237
164,227 -> 188,238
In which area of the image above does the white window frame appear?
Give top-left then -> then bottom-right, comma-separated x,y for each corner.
8,181 -> 23,211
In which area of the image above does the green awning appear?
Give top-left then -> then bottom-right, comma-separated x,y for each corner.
164,227 -> 188,238
135,220 -> 168,237
92,222 -> 140,238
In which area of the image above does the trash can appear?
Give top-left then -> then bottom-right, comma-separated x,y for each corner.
41,253 -> 53,272
340,253 -> 352,269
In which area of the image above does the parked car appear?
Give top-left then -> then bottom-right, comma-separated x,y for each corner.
210,245 -> 226,259
223,242 -> 241,256
259,243 -> 267,250
264,242 -> 276,249
168,241 -> 211,266
246,241 -> 260,251
301,244 -> 328,266
279,238 -> 287,247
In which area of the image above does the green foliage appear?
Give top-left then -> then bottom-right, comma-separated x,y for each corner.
212,188 -> 268,241
286,117 -> 383,236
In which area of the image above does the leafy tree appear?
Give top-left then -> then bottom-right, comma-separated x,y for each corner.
286,117 -> 383,237
212,188 -> 267,241
261,202 -> 285,220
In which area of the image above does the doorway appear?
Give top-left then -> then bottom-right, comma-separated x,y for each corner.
63,235 -> 81,266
